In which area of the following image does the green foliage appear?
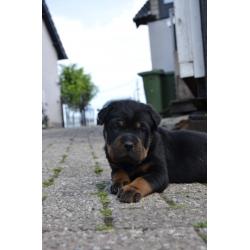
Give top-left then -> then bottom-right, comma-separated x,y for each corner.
193,221 -> 207,229
52,167 -> 63,177
43,177 -> 54,187
97,191 -> 110,207
60,64 -> 98,111
94,163 -> 103,175
95,224 -> 113,232
60,154 -> 67,164
43,167 -> 63,188
100,208 -> 112,217
42,195 -> 47,202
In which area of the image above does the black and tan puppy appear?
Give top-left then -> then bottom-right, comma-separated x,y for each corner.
97,100 -> 207,203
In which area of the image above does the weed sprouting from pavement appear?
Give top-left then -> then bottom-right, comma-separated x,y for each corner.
97,191 -> 110,207
100,208 -> 112,217
43,177 -> 54,187
94,163 -> 103,175
90,149 -> 97,160
193,221 -> 207,229
161,196 -> 185,209
96,224 -> 113,232
96,182 -> 107,191
42,195 -> 47,201
197,232 -> 207,243
53,167 -> 63,177
43,167 -> 63,188
95,181 -> 114,231
60,154 -> 67,164
193,221 -> 207,243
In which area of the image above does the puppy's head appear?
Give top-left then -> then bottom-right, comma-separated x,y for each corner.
97,100 -> 161,165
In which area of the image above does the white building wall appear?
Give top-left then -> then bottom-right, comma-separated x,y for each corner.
148,19 -> 175,72
42,21 -> 62,127
148,18 -> 193,99
174,0 -> 205,78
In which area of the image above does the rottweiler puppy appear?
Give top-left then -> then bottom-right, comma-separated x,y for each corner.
97,100 -> 207,203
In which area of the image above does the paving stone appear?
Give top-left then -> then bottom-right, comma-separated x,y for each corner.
43,127 -> 207,250
43,227 -> 206,250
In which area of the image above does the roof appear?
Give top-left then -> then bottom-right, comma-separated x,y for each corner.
133,0 -> 174,27
133,1 -> 156,27
42,0 -> 67,60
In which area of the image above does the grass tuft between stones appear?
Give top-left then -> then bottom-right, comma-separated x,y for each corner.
197,232 -> 207,243
161,196 -> 185,209
96,182 -> 107,192
94,164 -> 103,175
96,224 -> 113,232
43,167 -> 63,188
193,221 -> 207,229
43,177 -> 54,187
97,191 -> 110,207
91,151 -> 97,160
60,154 -> 67,164
95,182 -> 114,231
42,195 -> 47,201
100,208 -> 112,217
193,221 -> 207,243
53,167 -> 63,178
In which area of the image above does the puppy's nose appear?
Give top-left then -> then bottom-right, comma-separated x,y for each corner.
124,141 -> 134,151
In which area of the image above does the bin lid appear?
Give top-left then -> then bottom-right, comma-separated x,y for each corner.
138,70 -> 174,77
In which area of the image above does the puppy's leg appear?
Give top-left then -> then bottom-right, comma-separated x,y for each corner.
118,172 -> 168,203
117,177 -> 151,203
110,168 -> 130,195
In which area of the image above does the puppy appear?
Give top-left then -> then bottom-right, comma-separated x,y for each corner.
97,100 -> 207,203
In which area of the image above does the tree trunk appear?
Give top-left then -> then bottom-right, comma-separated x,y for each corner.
80,108 -> 86,126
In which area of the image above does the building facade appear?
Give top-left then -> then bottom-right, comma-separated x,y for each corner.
134,0 -> 207,116
42,0 -> 67,127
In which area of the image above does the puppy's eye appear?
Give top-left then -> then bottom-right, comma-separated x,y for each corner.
135,122 -> 147,131
117,121 -> 124,127
140,125 -> 147,131
135,122 -> 141,129
112,120 -> 124,129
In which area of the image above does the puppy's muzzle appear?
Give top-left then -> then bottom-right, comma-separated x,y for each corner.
121,134 -> 138,152
107,133 -> 147,165
124,141 -> 134,151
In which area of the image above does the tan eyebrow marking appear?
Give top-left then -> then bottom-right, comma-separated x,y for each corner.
118,120 -> 124,126
135,122 -> 141,128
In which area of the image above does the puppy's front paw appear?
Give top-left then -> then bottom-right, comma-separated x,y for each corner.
117,186 -> 142,203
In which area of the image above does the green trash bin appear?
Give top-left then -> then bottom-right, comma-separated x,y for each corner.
161,72 -> 176,114
138,70 -> 176,116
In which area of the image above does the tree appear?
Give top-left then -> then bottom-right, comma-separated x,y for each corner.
60,64 -> 98,126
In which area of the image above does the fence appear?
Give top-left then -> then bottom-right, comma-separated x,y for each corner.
62,104 -> 95,128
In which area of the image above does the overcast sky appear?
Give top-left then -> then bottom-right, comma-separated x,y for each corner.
46,0 -> 151,114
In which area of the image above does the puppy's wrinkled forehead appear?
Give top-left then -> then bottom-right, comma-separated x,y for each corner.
97,100 -> 161,130
108,109 -> 151,124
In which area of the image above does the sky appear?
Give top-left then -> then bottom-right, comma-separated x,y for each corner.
46,0 -> 152,115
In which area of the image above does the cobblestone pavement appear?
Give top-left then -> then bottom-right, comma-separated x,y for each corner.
43,127 -> 207,250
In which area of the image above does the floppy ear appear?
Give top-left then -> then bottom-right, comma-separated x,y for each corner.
147,105 -> 161,130
97,103 -> 113,125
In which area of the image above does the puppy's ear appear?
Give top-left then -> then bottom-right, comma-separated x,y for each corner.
147,105 -> 161,130
97,103 -> 113,125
